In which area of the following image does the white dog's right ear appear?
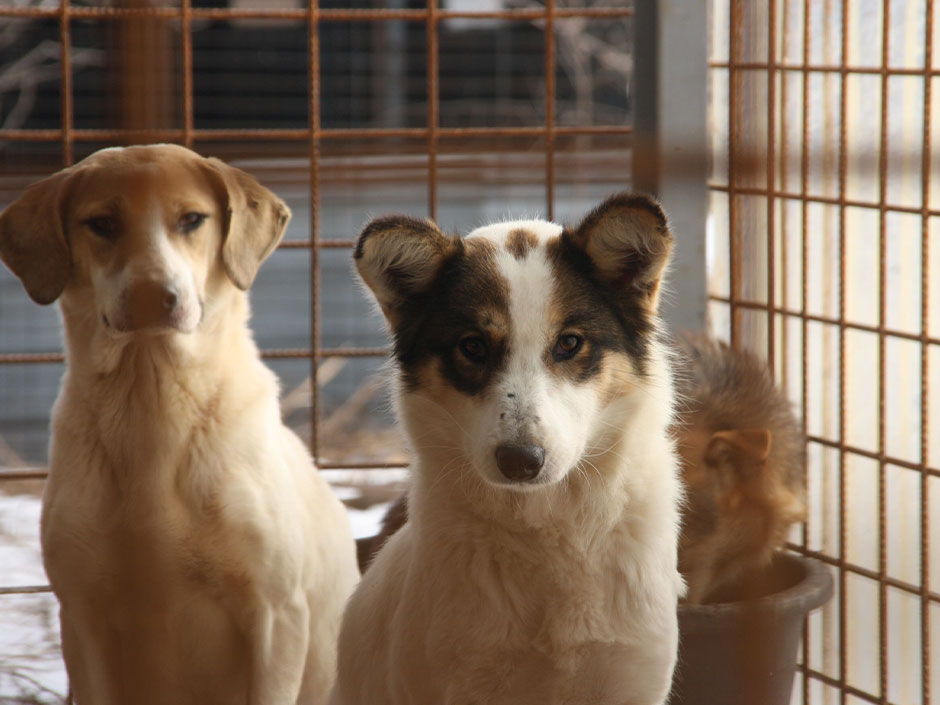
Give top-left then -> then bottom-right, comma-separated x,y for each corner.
0,169 -> 74,305
354,215 -> 454,325
568,192 -> 674,314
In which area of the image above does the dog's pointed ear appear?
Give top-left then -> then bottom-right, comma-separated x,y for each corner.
204,157 -> 291,290
567,193 -> 674,313
0,169 -> 75,305
354,216 -> 454,326
706,428 -> 773,475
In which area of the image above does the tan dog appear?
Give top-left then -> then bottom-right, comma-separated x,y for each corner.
0,144 -> 359,705
675,333 -> 806,604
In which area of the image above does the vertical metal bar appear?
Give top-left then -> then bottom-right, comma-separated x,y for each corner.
181,0 -> 194,148
837,1 -> 850,703
877,1 -> 890,699
767,0 -> 777,370
632,0 -> 708,333
920,2 -> 934,703
59,0 -> 73,166
798,0 -> 826,694
426,0 -> 438,221
632,1 -> 659,197
780,0 -> 791,396
776,5 -> 803,694
544,0 -> 556,222
308,0 -> 321,461
728,0 -> 740,346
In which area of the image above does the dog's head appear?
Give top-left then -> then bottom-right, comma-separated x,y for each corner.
0,144 -> 289,334
355,194 -> 673,492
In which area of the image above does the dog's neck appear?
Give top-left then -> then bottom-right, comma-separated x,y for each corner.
60,284 -> 251,373
409,427 -> 667,548
51,286 -> 280,492
400,356 -> 680,559
56,285 -> 272,438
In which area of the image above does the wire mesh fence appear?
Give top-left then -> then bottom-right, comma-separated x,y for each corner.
1,1 -> 936,703
708,1 -> 938,704
0,1 -> 635,701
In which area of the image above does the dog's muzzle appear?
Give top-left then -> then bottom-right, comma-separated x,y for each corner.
108,280 -> 189,333
495,443 -> 545,482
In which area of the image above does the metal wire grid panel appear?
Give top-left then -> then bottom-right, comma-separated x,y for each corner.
0,3 -> 637,465
0,1 -> 636,699
708,1 -> 937,704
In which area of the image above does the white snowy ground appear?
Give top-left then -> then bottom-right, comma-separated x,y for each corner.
0,471 -> 402,704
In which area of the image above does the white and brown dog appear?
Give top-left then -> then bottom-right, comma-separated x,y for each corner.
334,194 -> 684,705
0,144 -> 359,705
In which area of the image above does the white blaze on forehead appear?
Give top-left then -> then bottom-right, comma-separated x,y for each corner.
467,220 -> 562,377
465,219 -> 562,245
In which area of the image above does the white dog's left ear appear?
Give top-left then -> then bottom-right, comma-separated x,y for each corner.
204,157 -> 291,290
568,192 -> 674,313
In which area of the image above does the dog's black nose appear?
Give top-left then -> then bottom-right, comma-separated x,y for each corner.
163,288 -> 178,311
495,444 -> 545,481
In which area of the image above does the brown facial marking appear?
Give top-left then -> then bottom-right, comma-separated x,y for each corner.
393,235 -> 512,396
542,234 -> 653,383
505,228 -> 538,260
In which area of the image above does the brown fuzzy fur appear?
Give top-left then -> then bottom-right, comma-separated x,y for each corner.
673,332 -> 806,604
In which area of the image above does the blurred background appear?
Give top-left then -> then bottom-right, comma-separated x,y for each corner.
0,1 -> 938,704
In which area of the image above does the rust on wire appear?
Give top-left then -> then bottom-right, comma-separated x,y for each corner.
544,0 -> 556,221
426,0 -> 439,220
308,0 -> 322,461
59,0 -> 73,166
726,0 -> 739,347
181,0 -> 193,148
877,2 -> 891,698
707,183 -> 940,219
707,297 -> 940,347
777,3 -> 804,697
0,5 -> 632,20
922,3 -> 935,703
837,0 -> 850,698
708,0 -> 936,702
799,0 -> 811,656
765,0 -> 777,373
708,60 -> 940,77
0,125 -> 633,143
0,585 -> 54,595
788,543 -> 940,604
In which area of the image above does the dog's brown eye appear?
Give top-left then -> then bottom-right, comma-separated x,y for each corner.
85,215 -> 117,240
179,212 -> 208,233
458,336 -> 488,363
553,334 -> 583,361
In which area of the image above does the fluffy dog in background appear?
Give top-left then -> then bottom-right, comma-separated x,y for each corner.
334,193 -> 684,705
674,332 -> 806,604
0,144 -> 359,705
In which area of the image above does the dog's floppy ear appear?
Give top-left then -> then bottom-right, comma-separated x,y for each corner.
354,215 -> 454,326
567,192 -> 674,313
0,169 -> 75,305
204,157 -> 291,290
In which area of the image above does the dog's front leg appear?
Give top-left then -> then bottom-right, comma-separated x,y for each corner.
58,604 -> 122,705
247,592 -> 311,705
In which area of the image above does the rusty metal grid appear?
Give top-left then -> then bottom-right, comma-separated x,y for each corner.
713,1 -> 935,704
0,0 -> 635,636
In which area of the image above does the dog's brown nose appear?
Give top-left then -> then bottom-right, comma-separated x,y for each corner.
495,444 -> 545,482
126,280 -> 180,330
